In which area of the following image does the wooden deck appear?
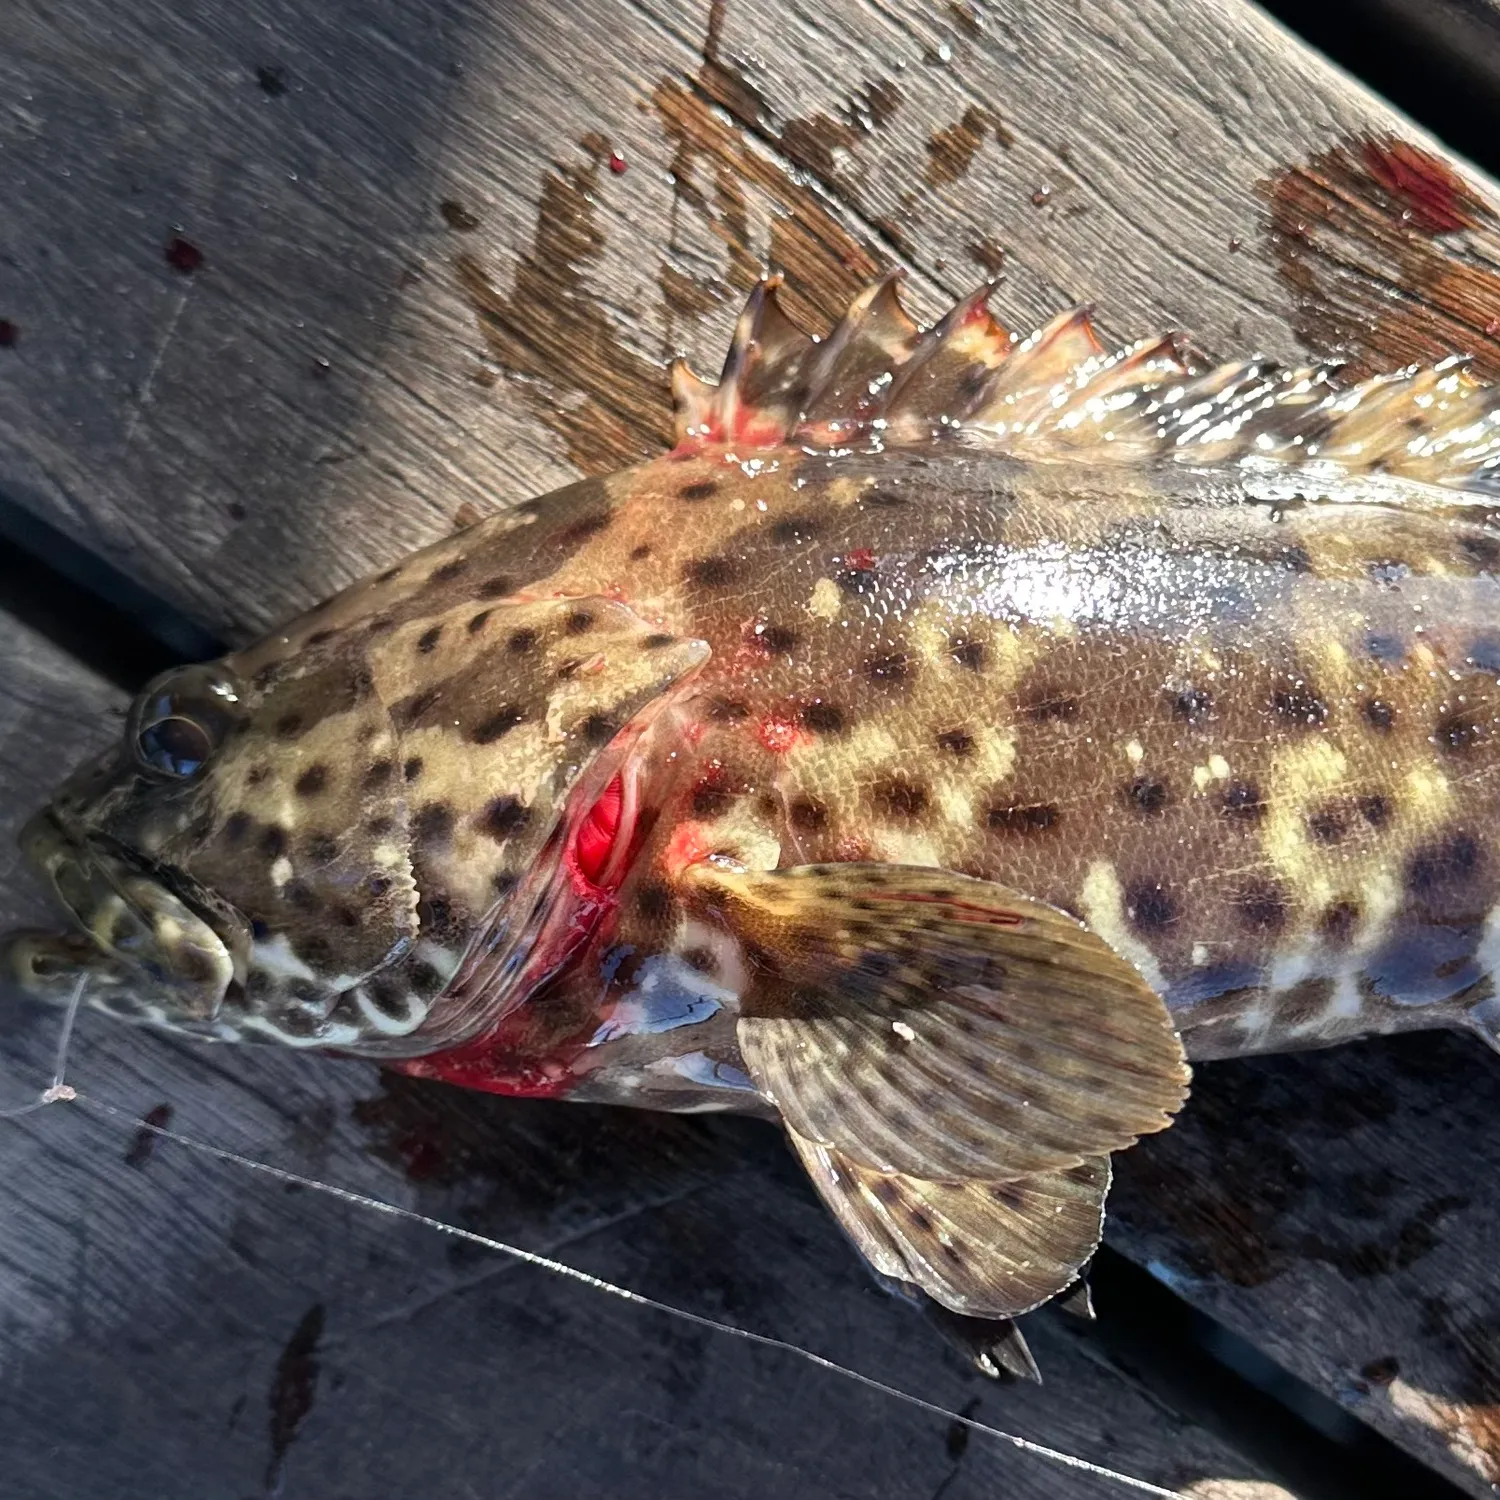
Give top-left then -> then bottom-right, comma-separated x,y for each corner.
4,1 -> 1500,1495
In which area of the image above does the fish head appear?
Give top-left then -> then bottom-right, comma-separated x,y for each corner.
6,589 -> 712,1057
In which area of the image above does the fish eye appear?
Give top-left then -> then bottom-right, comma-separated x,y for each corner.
129,665 -> 242,781
137,716 -> 215,778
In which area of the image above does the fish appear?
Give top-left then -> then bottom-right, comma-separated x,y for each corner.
10,271 -> 1500,1352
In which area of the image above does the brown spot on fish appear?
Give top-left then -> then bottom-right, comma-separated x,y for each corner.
1308,802 -> 1350,845
1171,687 -> 1213,723
565,609 -> 596,635
403,757 -> 424,782
366,615 -> 396,635
467,610 -> 491,634
680,480 -> 718,501
629,544 -> 652,561
863,651 -> 912,686
1021,688 -> 1078,722
471,706 -> 526,744
477,796 -> 529,841
860,488 -> 908,508
710,697 -> 750,722
556,513 -> 611,547
691,772 -> 736,819
872,775 -> 929,818
294,765 -> 329,798
415,804 -> 455,846
580,714 -> 618,745
1127,881 -> 1177,933
755,623 -> 799,653
1126,777 -> 1170,815
305,833 -> 338,865
636,881 -> 673,920
416,627 -> 443,654
274,712 -> 305,740
1273,682 -> 1328,728
1359,793 -> 1393,829
771,515 -> 820,543
1221,781 -> 1266,822
224,811 -> 251,844
1365,697 -> 1396,732
685,555 -> 739,587
431,558 -> 467,584
789,797 -> 829,830
987,801 -> 1060,834
935,727 -> 974,756
643,633 -> 676,650
1436,708 -> 1486,753
362,760 -> 393,791
948,636 -> 986,671
1321,899 -> 1361,944
1407,832 -> 1483,895
508,627 -> 540,655
1364,632 -> 1405,662
477,575 -> 515,599
1235,877 -> 1289,933
394,689 -> 440,727
799,702 -> 846,734
260,826 -> 289,859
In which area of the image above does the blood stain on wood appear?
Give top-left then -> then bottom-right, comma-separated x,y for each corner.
652,77 -> 885,333
968,237 -> 1005,274
924,106 -> 1013,188
1262,133 -> 1500,379
164,236 -> 203,273
123,1102 -> 174,1168
266,1303 -> 324,1493
439,198 -> 481,232
454,147 -> 672,476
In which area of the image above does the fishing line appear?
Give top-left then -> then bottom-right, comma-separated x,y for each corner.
0,975 -> 83,1119
20,1089 -> 1186,1500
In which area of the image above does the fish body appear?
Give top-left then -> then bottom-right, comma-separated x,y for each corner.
12,277 -> 1500,1323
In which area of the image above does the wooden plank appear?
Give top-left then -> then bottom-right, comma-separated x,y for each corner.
6,0 -> 1500,1488
0,618 -> 1298,1498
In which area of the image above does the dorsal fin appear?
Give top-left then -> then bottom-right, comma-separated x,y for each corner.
671,275 -> 1500,491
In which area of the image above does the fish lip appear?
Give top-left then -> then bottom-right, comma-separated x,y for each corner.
17,806 -> 249,1015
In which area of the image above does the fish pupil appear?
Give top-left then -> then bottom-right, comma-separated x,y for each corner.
137,716 -> 213,778
574,773 -> 625,887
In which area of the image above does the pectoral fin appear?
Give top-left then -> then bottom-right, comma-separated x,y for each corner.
688,863 -> 1189,1181
790,1126 -> 1110,1318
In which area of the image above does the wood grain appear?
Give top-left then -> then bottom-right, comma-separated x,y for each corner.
5,0 -> 1500,1489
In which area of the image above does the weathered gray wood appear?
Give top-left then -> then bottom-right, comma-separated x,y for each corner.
0,625 -> 1297,1497
5,0 -> 1500,1489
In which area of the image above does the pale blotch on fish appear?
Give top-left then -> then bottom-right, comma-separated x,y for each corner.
10,270 -> 1500,1361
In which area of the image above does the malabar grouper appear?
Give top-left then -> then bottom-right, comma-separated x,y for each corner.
10,274 -> 1500,1349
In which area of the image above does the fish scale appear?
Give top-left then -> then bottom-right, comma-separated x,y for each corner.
10,272 -> 1500,1351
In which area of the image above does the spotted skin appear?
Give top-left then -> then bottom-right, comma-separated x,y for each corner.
12,288 -> 1500,1087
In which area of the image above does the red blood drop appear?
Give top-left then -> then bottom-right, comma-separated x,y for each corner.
574,773 -> 624,884
164,236 -> 204,273
608,151 -> 628,175
0,320 -> 16,347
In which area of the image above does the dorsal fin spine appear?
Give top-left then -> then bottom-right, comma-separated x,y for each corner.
668,270 -> 1500,488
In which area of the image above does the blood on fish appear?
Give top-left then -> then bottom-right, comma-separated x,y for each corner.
574,773 -> 624,885
755,712 -> 809,755
844,548 -> 876,571
661,820 -> 715,878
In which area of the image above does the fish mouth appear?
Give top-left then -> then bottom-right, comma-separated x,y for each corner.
5,807 -> 251,1025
